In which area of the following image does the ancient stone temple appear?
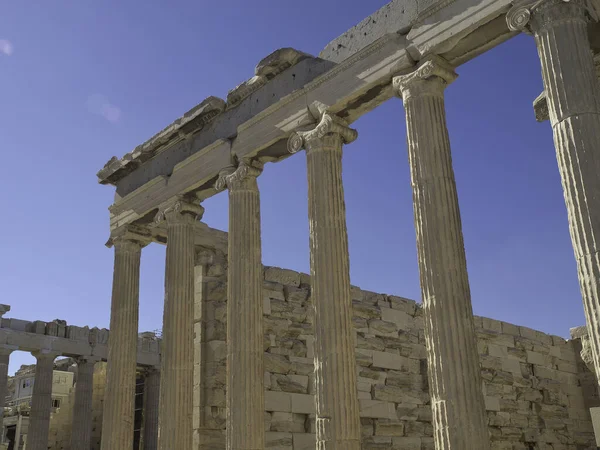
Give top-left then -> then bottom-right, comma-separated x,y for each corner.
88,0 -> 600,448
0,305 -> 160,450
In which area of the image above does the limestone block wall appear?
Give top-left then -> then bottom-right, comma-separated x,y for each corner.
90,362 -> 107,450
47,384 -> 74,449
42,361 -> 106,450
195,264 -> 598,450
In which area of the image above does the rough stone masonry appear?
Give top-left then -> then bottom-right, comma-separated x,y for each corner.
4,262 -> 597,450
193,262 -> 599,450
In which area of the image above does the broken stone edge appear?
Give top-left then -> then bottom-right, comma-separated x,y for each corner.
97,48 -> 312,186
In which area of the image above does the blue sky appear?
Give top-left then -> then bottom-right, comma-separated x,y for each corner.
0,1 -> 582,374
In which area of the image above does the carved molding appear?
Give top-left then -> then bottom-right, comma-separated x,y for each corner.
214,160 -> 263,191
154,197 -> 205,225
31,350 -> 61,360
227,48 -> 311,109
287,102 -> 358,154
98,96 -> 226,186
393,55 -> 457,101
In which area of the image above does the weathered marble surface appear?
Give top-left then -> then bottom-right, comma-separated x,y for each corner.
194,263 -> 598,449
394,56 -> 490,449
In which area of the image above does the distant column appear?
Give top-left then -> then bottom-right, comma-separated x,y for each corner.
14,412 -> 23,450
288,104 -> 361,449
508,0 -> 600,380
393,56 -> 490,450
101,227 -> 150,450
216,160 -> 265,450
155,198 -> 204,450
143,367 -> 160,450
0,347 -> 13,435
28,351 -> 58,450
71,357 -> 97,450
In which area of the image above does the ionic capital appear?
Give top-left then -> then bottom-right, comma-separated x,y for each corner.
214,160 -> 263,192
74,355 -> 100,365
507,0 -> 595,33
287,102 -> 358,154
107,225 -> 152,252
154,197 -> 205,226
31,350 -> 60,361
393,55 -> 457,102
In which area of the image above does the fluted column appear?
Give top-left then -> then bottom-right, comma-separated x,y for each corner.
155,198 -> 203,450
28,351 -> 58,450
101,228 -> 150,450
14,412 -> 23,450
508,0 -> 600,380
0,347 -> 12,436
216,161 -> 265,450
71,357 -> 97,450
288,103 -> 361,450
143,367 -> 160,450
393,56 -> 490,450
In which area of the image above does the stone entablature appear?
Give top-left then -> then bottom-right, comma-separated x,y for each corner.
196,264 -> 598,450
0,311 -> 160,367
91,0 -> 600,447
98,0 -> 520,234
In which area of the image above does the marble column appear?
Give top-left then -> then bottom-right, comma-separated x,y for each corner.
0,347 -> 12,436
101,227 -> 149,450
28,351 -> 58,450
155,198 -> 203,450
393,56 -> 490,450
14,412 -> 22,450
143,368 -> 160,450
71,357 -> 97,450
508,0 -> 600,379
288,104 -> 361,449
193,248 -> 214,447
216,161 -> 265,450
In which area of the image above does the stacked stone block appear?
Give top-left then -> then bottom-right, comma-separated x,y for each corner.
90,362 -> 107,450
46,384 -> 74,449
194,264 -> 598,450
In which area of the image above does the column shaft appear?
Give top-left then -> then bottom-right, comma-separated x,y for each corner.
28,352 -> 56,450
157,200 -> 199,450
305,133 -> 361,450
101,238 -> 144,450
14,413 -> 22,450
71,358 -> 96,450
394,58 -> 490,450
221,162 -> 265,450
530,0 -> 600,378
143,369 -> 160,450
0,349 -> 12,436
